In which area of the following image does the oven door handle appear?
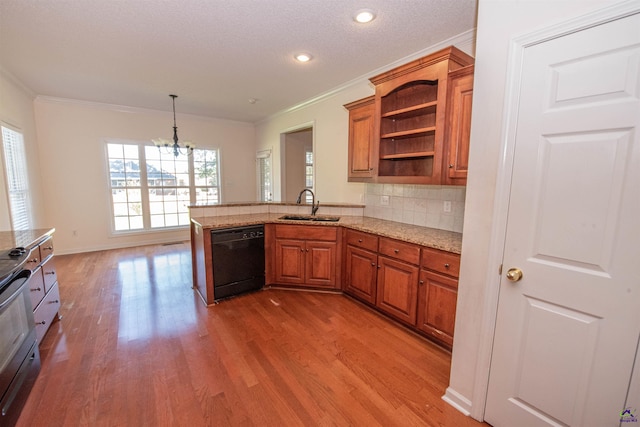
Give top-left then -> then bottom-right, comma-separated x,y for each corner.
0,270 -> 32,309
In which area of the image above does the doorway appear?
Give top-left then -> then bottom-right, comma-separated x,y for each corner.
281,126 -> 313,202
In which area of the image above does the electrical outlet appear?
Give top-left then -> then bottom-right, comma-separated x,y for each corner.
443,201 -> 452,213
380,195 -> 390,206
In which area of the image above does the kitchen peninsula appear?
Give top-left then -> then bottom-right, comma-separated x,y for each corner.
190,202 -> 462,348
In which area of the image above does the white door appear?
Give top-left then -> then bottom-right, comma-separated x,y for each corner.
485,9 -> 640,427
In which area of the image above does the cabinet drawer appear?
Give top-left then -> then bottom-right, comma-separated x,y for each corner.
34,282 -> 60,344
39,236 -> 55,263
378,237 -> 420,265
421,247 -> 460,278
41,256 -> 57,292
275,224 -> 337,241
345,229 -> 378,252
28,267 -> 45,309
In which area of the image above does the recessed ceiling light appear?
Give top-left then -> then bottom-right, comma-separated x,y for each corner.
294,53 -> 313,63
354,9 -> 376,23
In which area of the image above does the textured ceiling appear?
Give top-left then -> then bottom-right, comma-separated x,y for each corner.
0,0 -> 477,122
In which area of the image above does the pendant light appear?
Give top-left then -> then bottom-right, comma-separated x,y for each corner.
152,94 -> 195,157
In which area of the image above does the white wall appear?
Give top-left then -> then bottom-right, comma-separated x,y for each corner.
446,0 -> 623,419
0,71 -> 47,230
34,98 -> 255,254
255,82 -> 372,205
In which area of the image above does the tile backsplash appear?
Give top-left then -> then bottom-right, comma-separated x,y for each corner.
364,183 -> 466,233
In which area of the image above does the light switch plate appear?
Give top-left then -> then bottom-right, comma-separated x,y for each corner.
381,195 -> 390,206
443,200 -> 452,213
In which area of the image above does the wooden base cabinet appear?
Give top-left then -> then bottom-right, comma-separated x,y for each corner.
417,247 -> 461,347
376,256 -> 419,325
375,236 -> 421,325
344,229 -> 379,304
344,245 -> 378,304
343,229 -> 460,349
270,224 -> 341,289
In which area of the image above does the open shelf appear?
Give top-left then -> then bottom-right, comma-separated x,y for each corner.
380,126 -> 436,139
381,101 -> 438,119
380,151 -> 435,160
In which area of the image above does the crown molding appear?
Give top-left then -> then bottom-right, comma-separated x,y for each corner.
34,96 -> 253,126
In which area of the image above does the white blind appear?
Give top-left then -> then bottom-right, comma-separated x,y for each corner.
1,126 -> 32,230
257,149 -> 272,202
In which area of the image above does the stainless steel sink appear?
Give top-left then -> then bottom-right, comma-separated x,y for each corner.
279,215 -> 340,222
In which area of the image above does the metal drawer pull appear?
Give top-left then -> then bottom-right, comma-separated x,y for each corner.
37,321 -> 46,325
358,239 -> 363,242
45,271 -> 55,275
49,300 -> 59,304
45,246 -> 53,251
371,262 -> 376,266
30,287 -> 42,292
394,249 -> 399,254
29,258 -> 39,263
419,280 -> 424,285
444,263 -> 450,269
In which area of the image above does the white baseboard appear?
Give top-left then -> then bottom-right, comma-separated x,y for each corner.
442,387 -> 473,417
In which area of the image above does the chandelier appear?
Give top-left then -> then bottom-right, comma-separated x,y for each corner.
152,94 -> 195,157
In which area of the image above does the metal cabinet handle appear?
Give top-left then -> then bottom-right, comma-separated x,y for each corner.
30,287 -> 42,292
37,321 -> 46,326
419,280 -> 424,285
358,239 -> 363,243
444,263 -> 450,269
394,249 -> 399,254
49,300 -> 59,304
45,271 -> 56,275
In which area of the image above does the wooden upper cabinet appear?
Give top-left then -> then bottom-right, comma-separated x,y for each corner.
444,64 -> 474,185
343,46 -> 474,185
369,46 -> 473,184
345,96 -> 376,181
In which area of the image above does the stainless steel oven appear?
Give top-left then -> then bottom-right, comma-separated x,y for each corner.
0,249 -> 41,426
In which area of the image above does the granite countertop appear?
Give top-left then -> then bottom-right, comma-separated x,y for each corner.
0,228 -> 55,252
189,201 -> 365,209
191,214 -> 462,254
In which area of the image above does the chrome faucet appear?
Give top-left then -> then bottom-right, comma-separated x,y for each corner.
296,188 -> 320,216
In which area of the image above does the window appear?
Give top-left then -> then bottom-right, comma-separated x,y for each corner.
1,125 -> 32,230
305,150 -> 313,203
107,141 -> 220,232
257,149 -> 272,202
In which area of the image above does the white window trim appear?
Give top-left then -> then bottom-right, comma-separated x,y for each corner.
257,148 -> 272,202
104,139 -> 221,236
1,123 -> 33,231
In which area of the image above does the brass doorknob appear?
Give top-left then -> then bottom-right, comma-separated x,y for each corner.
506,268 -> 523,282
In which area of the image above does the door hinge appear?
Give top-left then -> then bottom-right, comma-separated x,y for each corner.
498,264 -> 503,275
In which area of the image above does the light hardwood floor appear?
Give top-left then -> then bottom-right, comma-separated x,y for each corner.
17,242 -> 489,427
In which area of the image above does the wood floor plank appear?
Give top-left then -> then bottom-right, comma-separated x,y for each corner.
16,242 -> 489,427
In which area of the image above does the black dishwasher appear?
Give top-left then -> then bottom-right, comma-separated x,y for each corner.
211,225 -> 265,301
